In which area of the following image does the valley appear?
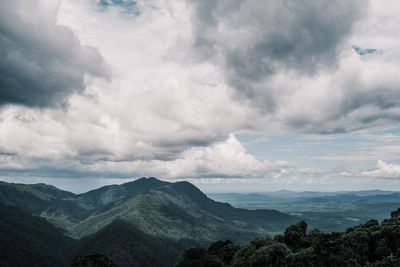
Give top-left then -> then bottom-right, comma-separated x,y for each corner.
209,190 -> 400,232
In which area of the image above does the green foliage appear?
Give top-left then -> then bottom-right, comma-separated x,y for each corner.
247,243 -> 290,267
69,219 -> 190,267
365,254 -> 400,267
177,210 -> 400,267
391,208 -> 400,218
175,248 -> 223,267
283,220 -> 308,251
207,240 -> 239,265
230,244 -> 257,267
71,253 -> 117,267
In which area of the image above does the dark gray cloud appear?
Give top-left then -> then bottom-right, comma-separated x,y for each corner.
188,0 -> 363,101
0,0 -> 108,108
0,166 -> 136,179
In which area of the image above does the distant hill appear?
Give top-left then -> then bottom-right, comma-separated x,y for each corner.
0,178 -> 297,266
209,190 -> 400,232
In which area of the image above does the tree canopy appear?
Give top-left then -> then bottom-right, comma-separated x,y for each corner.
176,215 -> 400,267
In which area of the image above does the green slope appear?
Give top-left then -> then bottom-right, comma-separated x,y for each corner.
0,203 -> 74,267
69,220 -> 193,267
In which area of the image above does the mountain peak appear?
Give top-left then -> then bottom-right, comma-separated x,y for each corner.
136,176 -> 160,181
122,177 -> 169,188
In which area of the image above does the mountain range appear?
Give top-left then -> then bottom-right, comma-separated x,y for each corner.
0,178 -> 297,266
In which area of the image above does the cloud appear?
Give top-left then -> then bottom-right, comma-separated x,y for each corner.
187,0 -> 363,97
163,134 -> 295,178
185,0 -> 400,134
0,0 -> 108,107
341,158 -> 400,179
1,0 -> 400,192
0,134 -> 296,181
360,160 -> 400,178
0,0 -> 251,165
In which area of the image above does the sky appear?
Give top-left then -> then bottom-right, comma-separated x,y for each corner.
1,0 -> 400,193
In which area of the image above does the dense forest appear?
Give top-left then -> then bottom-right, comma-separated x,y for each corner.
0,203 -> 188,267
0,203 -> 74,267
176,209 -> 400,267
3,203 -> 400,267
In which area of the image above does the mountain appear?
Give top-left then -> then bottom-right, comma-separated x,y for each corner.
0,178 -> 297,266
0,203 -> 74,267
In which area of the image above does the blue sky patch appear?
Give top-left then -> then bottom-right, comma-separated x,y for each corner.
98,0 -> 139,15
352,45 -> 377,56
235,133 -> 379,169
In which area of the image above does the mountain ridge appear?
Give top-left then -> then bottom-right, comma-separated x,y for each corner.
0,177 -> 301,266
0,177 -> 298,266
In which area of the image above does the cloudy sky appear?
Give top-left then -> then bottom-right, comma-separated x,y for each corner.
1,0 -> 400,193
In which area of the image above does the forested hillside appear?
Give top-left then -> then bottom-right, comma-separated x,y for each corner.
177,210 -> 400,267
0,203 -> 74,267
0,178 -> 296,266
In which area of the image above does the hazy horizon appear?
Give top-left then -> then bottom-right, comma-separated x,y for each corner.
1,0 -> 400,193
2,176 -> 400,195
